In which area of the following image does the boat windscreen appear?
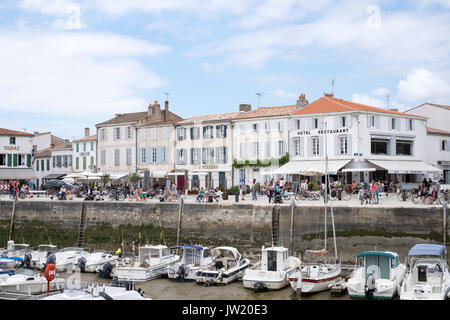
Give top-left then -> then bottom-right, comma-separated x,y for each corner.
365,255 -> 390,279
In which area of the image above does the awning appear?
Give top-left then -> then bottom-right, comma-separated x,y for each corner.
408,244 -> 446,256
341,160 -> 377,172
109,173 -> 129,180
274,160 -> 351,176
42,173 -> 67,180
139,170 -> 167,178
188,171 -> 209,176
367,160 -> 442,174
0,168 -> 35,180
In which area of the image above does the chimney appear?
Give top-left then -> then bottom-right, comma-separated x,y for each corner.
147,103 -> 153,116
323,92 -> 334,97
239,104 -> 252,112
50,144 -> 55,149
164,100 -> 169,121
389,108 -> 399,112
296,93 -> 309,109
84,127 -> 90,137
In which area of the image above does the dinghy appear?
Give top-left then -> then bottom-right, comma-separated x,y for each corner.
243,246 -> 301,291
167,245 -> 213,282
400,244 -> 450,300
347,251 -> 406,299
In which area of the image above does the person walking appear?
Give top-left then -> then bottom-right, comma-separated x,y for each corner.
370,180 -> 377,204
251,179 -> 257,200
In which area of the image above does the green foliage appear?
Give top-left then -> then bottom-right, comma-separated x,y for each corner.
100,172 -> 110,186
129,173 -> 141,184
233,153 -> 289,169
308,181 -> 317,191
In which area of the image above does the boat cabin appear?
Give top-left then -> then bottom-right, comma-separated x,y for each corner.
261,246 -> 289,272
139,245 -> 170,267
172,245 -> 211,267
407,244 -> 447,284
211,247 -> 241,270
356,251 -> 400,280
37,245 -> 58,254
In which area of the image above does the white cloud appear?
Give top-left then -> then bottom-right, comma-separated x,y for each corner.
397,68 -> 450,103
0,31 -> 170,117
19,0 -> 86,30
352,93 -> 386,109
270,89 -> 297,99
371,87 -> 390,97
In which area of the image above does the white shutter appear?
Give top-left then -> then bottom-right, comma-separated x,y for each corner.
347,115 -> 352,128
376,116 -> 380,129
333,116 -> 338,129
367,115 -> 371,128
300,137 -> 304,157
397,118 -> 401,131
347,134 -> 352,155
319,117 -> 324,129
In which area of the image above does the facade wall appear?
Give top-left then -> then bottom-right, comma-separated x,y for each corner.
73,141 -> 96,172
408,104 -> 450,131
0,135 -> 33,179
97,124 -> 137,173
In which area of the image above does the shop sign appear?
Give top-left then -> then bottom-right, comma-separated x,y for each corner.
295,128 -> 350,136
3,146 -> 20,151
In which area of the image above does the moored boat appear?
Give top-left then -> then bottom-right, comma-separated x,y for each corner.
167,245 -> 213,282
74,250 -> 119,273
196,246 -> 251,286
113,244 -> 180,282
347,251 -> 406,299
0,268 -> 65,295
243,246 -> 301,291
30,244 -> 58,269
400,244 -> 450,300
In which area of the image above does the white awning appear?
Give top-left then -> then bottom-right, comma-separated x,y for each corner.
341,160 -> 377,172
367,160 -> 442,174
0,168 -> 35,180
274,160 -> 351,176
109,173 -> 129,180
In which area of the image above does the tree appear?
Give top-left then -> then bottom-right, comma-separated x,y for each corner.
129,173 -> 141,184
101,172 -> 110,187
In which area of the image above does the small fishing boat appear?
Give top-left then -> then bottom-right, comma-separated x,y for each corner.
400,244 -> 450,300
45,247 -> 90,272
113,244 -> 180,282
242,246 -> 301,291
0,268 -> 65,295
167,245 -> 213,282
347,251 -> 406,299
5,240 -> 31,260
40,281 -> 150,300
30,244 -> 58,269
0,258 -> 17,276
196,246 -> 251,286
74,250 -> 119,273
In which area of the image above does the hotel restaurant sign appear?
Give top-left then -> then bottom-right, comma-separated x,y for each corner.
294,128 -> 349,136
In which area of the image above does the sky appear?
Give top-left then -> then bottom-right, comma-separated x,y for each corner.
1,0 -> 449,141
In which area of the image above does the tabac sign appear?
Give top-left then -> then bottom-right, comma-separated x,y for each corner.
4,146 -> 20,151
295,128 -> 350,136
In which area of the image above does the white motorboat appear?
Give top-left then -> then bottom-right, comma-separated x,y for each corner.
167,245 -> 213,282
400,244 -> 450,300
30,244 -> 58,269
0,268 -> 65,295
243,246 -> 302,291
5,240 -> 31,259
42,247 -> 90,272
113,244 -> 180,282
0,258 -> 17,276
40,281 -> 150,300
347,251 -> 406,299
289,119 -> 341,295
74,250 -> 119,273
196,246 -> 251,286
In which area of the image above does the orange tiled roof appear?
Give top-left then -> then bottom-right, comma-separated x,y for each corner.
35,148 -> 52,158
73,134 -> 97,143
294,96 -> 426,118
235,105 -> 297,119
0,128 -> 34,137
427,127 -> 450,135
177,112 -> 241,124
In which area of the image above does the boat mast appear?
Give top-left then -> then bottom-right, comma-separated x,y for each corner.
324,120 -> 338,263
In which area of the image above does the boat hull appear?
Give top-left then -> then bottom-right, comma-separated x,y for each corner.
196,260 -> 250,285
0,278 -> 66,295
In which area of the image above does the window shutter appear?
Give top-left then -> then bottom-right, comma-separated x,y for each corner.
367,115 -> 371,128
224,147 -> 228,164
215,147 -> 220,163
405,118 -> 409,131
210,148 -> 214,163
388,118 -> 392,130
202,148 -> 206,164
13,154 -> 17,167
397,118 -> 401,131
224,125 -> 227,138
306,119 -> 311,130
347,134 -> 352,155
27,154 -> 31,167
411,119 -> 414,130
333,116 -> 338,129
146,148 -> 150,164
300,137 -> 305,157
376,116 -> 380,129
306,138 -> 312,157
319,136 -> 324,156
347,116 -> 352,128
156,147 -> 162,164
165,147 -> 168,163
335,135 -> 339,156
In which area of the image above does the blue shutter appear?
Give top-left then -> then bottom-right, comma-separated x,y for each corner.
224,147 -> 228,164
146,148 -> 150,164
215,147 -> 220,164
156,147 -> 162,164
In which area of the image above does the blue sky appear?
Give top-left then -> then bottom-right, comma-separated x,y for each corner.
1,0 -> 449,140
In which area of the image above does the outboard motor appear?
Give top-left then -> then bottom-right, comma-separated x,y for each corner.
111,279 -> 132,291
77,256 -> 87,273
42,253 -> 56,271
20,253 -> 32,268
98,262 -> 113,279
177,264 -> 187,281
253,282 -> 267,293
365,274 -> 376,299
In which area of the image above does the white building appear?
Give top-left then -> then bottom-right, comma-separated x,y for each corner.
405,103 -> 450,183
72,128 -> 97,172
231,102 -> 299,186
96,100 -> 182,177
274,94 -> 440,184
173,111 -> 239,190
0,128 -> 34,181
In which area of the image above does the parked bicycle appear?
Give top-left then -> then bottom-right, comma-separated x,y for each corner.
397,187 -> 419,202
105,188 -> 127,201
439,189 -> 450,205
295,190 -> 320,201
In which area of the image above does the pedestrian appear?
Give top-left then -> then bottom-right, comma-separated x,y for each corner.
376,182 -> 380,204
358,186 -> 365,205
251,179 -> 257,200
239,179 -> 246,200
370,180 -> 377,204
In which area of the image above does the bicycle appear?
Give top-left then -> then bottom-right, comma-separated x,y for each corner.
438,189 -> 449,205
